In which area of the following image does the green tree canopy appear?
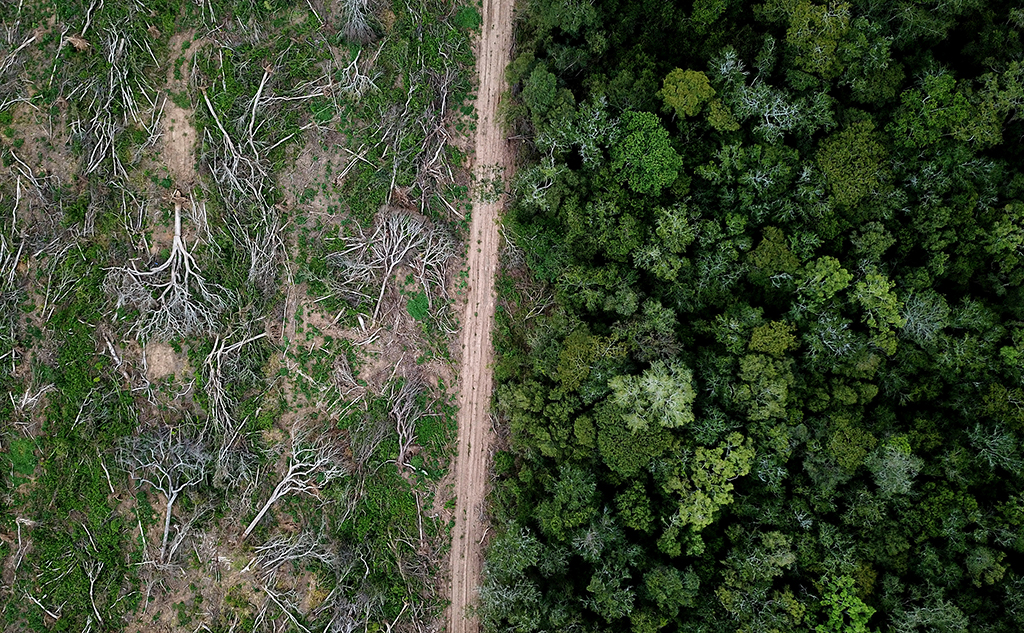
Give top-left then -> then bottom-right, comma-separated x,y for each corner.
659,68 -> 716,118
609,360 -> 696,431
611,111 -> 683,195
816,119 -> 888,208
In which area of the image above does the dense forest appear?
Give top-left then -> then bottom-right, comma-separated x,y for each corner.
483,0 -> 1024,632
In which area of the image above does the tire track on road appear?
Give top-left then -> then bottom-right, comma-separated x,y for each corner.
448,0 -> 514,631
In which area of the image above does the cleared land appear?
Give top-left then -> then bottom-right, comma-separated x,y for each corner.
448,0 -> 514,630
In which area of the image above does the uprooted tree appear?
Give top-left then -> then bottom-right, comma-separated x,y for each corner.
242,423 -> 348,541
117,425 -> 211,563
327,208 -> 456,321
104,195 -> 228,340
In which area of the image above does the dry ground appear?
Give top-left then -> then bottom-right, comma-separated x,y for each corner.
448,0 -> 515,631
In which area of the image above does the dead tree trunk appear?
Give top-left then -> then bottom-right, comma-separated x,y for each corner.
241,424 -> 347,541
117,427 -> 211,562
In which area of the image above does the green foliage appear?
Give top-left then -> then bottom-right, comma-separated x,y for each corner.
596,403 -> 673,478
813,575 -> 875,633
749,321 -> 798,356
816,119 -> 888,208
406,291 -> 429,320
853,272 -> 906,355
616,480 -> 654,533
485,1 -> 1024,631
665,432 -> 755,532
555,328 -> 601,391
644,566 -> 699,617
453,4 -> 482,30
691,0 -> 728,32
890,69 -> 1005,149
799,256 -> 853,306
771,0 -> 852,78
6,438 -> 35,477
706,98 -> 741,131
608,360 -> 695,430
536,463 -> 598,540
735,354 -> 795,421
524,65 -> 558,117
659,69 -> 716,118
749,226 -> 799,276
610,111 -> 683,195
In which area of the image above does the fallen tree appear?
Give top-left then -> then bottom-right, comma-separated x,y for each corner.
104,195 -> 228,340
242,423 -> 348,541
117,426 -> 211,564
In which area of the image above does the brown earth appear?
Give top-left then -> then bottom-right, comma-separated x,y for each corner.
448,0 -> 515,631
144,341 -> 185,382
161,31 -> 201,188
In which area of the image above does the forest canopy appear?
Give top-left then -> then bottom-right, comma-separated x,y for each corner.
485,0 -> 1024,632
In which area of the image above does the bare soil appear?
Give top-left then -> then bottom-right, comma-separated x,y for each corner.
161,31 -> 202,188
160,100 -> 197,185
144,341 -> 185,381
448,0 -> 515,630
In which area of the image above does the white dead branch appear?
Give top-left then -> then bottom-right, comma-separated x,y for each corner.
338,47 -> 381,99
60,23 -> 161,179
161,502 -> 213,567
341,0 -> 375,43
348,407 -> 390,471
385,377 -> 424,471
199,71 -> 297,293
414,226 -> 457,308
105,196 -> 228,340
0,208 -> 23,351
10,383 -> 55,421
241,424 -> 347,541
327,209 -> 438,322
367,211 -> 428,320
0,17 -> 35,111
0,31 -> 34,110
372,25 -> 463,217
117,427 -> 211,563
252,530 -> 339,578
312,578 -> 386,633
203,330 -> 268,490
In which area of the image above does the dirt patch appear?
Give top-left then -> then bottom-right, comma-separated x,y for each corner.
160,101 -> 197,186
448,0 -> 516,631
144,341 -> 184,381
123,532 -> 263,633
275,132 -> 352,212
159,31 -> 201,188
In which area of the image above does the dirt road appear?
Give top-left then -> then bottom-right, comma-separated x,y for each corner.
448,0 -> 514,631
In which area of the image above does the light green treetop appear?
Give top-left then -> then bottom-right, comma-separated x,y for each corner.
659,68 -> 716,118
611,110 -> 683,195
609,360 -> 696,431
665,433 -> 756,532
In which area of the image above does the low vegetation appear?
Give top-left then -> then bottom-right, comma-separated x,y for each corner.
0,0 -> 477,630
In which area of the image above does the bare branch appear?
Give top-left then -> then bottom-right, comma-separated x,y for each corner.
104,197 -> 228,340
203,329 -> 268,490
252,530 -> 339,578
385,377 -> 424,471
117,426 -> 211,562
241,424 -> 347,541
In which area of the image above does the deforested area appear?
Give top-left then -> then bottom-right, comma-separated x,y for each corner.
485,1 -> 1024,632
0,0 -> 478,630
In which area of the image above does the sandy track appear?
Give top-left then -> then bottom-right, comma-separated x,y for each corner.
448,0 -> 514,631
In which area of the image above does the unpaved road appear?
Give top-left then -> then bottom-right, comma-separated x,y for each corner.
448,0 -> 514,630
